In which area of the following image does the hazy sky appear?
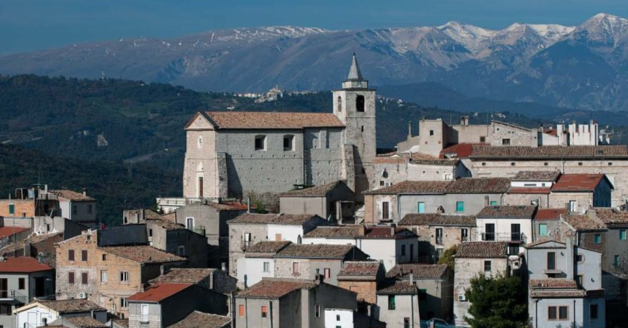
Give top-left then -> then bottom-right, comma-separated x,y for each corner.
1,0 -> 627,55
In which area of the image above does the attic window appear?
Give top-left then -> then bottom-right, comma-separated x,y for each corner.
356,95 -> 365,112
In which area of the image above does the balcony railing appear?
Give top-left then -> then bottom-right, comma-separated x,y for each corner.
480,232 -> 526,243
0,290 -> 28,304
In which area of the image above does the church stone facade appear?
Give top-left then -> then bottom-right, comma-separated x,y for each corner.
183,54 -> 376,202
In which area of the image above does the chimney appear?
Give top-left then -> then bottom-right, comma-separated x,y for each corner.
221,262 -> 227,271
390,226 -> 395,237
409,273 -> 414,285
460,116 -> 469,126
44,185 -> 48,193
82,188 -> 87,197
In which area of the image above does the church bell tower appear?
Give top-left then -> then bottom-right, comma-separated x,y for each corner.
333,54 -> 376,201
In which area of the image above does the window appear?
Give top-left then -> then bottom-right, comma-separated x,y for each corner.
621,229 -> 627,240
594,234 -> 602,244
404,317 -> 410,328
502,138 -> 510,145
324,268 -> 331,280
547,306 -> 568,320
436,228 -> 443,245
388,295 -> 396,310
490,201 -> 498,206
484,260 -> 492,272
255,135 -> 267,151
283,135 -> 295,151
8,204 -> 14,215
186,217 -> 194,230
140,304 -> 149,322
275,234 -> 282,241
18,278 -> 25,290
261,305 -> 268,318
547,252 -> 556,270
177,245 -> 186,257
577,275 -> 583,286
82,250 -> 88,261
102,254 -> 107,261
292,262 -> 299,275
337,96 -> 342,112
380,181 -> 384,186
101,270 -> 107,283
576,254 -> 584,263
382,202 -> 389,220
239,304 -> 245,317
88,204 -> 93,214
417,202 -> 425,213
461,228 -> 469,242
456,201 -> 464,212
614,255 -> 620,268
68,272 -> 75,284
315,304 -> 321,317
539,224 -> 548,236
356,95 -> 365,112
81,272 -> 88,285
263,262 -> 270,272
511,224 -> 521,241
120,298 -> 128,309
480,136 -> 486,143
337,314 -> 341,321
401,245 -> 406,256
484,223 -> 495,241
429,130 -> 434,136
508,245 -> 519,256
68,249 -> 75,261
120,271 -> 129,282
569,200 -> 577,213
590,304 -> 599,320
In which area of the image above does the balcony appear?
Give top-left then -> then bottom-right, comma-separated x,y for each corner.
0,290 -> 28,304
480,232 -> 527,243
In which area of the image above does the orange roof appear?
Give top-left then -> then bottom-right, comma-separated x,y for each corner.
439,143 -> 482,159
551,174 -> 607,192
535,208 -> 568,221
507,187 -> 551,194
203,111 -> 344,130
0,257 -> 53,273
0,227 -> 27,238
128,283 -> 192,302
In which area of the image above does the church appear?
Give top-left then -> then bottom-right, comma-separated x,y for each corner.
182,54 -> 376,202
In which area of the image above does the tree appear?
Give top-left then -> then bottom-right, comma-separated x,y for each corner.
437,245 -> 457,271
465,274 -> 528,328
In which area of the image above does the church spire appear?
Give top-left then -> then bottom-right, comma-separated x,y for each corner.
347,53 -> 364,81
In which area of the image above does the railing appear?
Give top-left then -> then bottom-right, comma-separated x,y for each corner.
480,232 -> 526,243
0,290 -> 28,304
436,237 -> 443,245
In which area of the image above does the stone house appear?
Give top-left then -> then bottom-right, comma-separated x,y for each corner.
48,190 -> 97,226
533,208 -> 567,242
0,232 -> 64,268
167,311 -> 231,328
279,180 -> 355,222
149,268 -> 237,295
15,299 -> 107,328
375,281 -> 420,328
363,177 -> 510,225
503,170 -> 560,208
453,241 -> 510,327
303,225 -> 419,271
46,315 -> 109,328
475,205 -> 537,253
234,277 -> 358,328
183,54 -> 376,203
0,257 -> 55,328
386,264 -> 453,321
227,213 -> 328,277
238,241 -> 369,288
127,283 -> 228,328
55,230 -> 185,318
337,261 -> 386,305
0,187 -> 60,219
549,174 -> 613,212
398,213 -> 476,263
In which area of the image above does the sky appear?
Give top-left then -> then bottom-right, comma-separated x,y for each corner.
1,0 -> 627,55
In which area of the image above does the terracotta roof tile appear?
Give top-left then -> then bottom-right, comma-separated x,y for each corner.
561,214 -> 607,231
0,257 -> 53,273
128,283 -> 192,302
39,300 -> 105,314
373,156 -> 407,164
146,218 -> 185,231
512,171 -> 561,181
471,145 -> 628,159
446,178 -> 511,194
205,111 -> 344,130
410,152 -> 458,166
49,190 -> 95,202
112,319 -> 128,328
338,261 -> 381,277
207,202 -> 250,211
169,311 -> 231,328
593,208 -> 628,228
386,264 -> 448,279
236,279 -> 316,299
551,174 -> 607,192
399,214 -> 476,227
150,268 -> 217,285
507,187 -> 551,194
456,241 -> 508,258
364,181 -> 450,195
535,209 -> 568,221
228,213 -> 321,225
304,226 -> 364,238
364,227 -> 416,239
281,181 -> 346,197
439,143 -> 480,159
276,244 -> 356,259
63,316 -> 108,328
530,290 -> 587,298
477,205 -> 537,218
246,241 -> 291,254
524,239 -> 566,249
100,246 -> 185,264
529,279 -> 577,289
0,227 -> 28,238
377,281 -> 418,295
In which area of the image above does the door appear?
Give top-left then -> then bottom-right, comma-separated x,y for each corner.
35,277 -> 46,297
382,202 -> 389,220
141,304 -> 149,322
436,228 -> 443,245
0,279 -> 6,298
485,224 -> 495,241
198,177 -> 204,198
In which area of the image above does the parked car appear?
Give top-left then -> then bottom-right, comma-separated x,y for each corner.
420,318 -> 456,328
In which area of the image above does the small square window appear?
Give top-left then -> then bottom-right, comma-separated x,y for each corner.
388,295 -> 396,310
620,230 -> 627,240
594,234 -> 602,244
255,135 -> 267,151
456,201 -> 464,212
429,130 -> 434,136
18,278 -> 25,290
263,262 -> 270,272
102,254 -> 107,261
484,260 -> 492,272
502,138 -> 510,145
480,136 -> 486,143
283,135 -> 295,151
261,305 -> 268,318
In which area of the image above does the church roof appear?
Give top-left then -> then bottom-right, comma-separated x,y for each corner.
202,111 -> 344,130
347,53 -> 364,81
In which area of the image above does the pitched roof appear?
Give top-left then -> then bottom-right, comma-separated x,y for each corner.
112,319 -> 128,328
551,174 -> 607,192
561,214 -> 607,231
363,181 -> 450,195
236,279 -> 316,299
409,152 -> 458,166
524,239 -> 566,249
445,178 -> 511,194
364,227 -> 416,239
347,53 -> 364,80
456,241 -> 508,258
399,214 -> 476,227
150,268 -> 216,285
204,111 -> 344,130
512,171 -> 561,181
128,283 -> 192,302
38,300 -> 105,314
49,190 -> 95,202
535,208 -> 568,221
280,181 -> 346,197
471,145 -> 628,159
476,205 -> 537,219
386,264 -> 448,279
246,241 -> 291,254
439,143 -> 478,159
529,279 -> 577,289
507,187 -> 551,194
228,213 -> 321,225
530,290 -> 587,298
338,261 -> 381,277
207,202 -> 250,211
276,244 -> 355,259
593,208 -> 628,228
529,279 -> 587,298
0,226 -> 28,238
0,257 -> 53,273
62,315 -> 108,328
304,226 -> 364,238
377,281 -> 418,295
169,311 -> 231,328
100,246 -> 185,264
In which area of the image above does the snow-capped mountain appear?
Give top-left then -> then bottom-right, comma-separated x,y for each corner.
1,14 -> 628,111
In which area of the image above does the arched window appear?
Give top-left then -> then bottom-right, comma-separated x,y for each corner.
356,95 -> 365,112
337,96 -> 342,112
